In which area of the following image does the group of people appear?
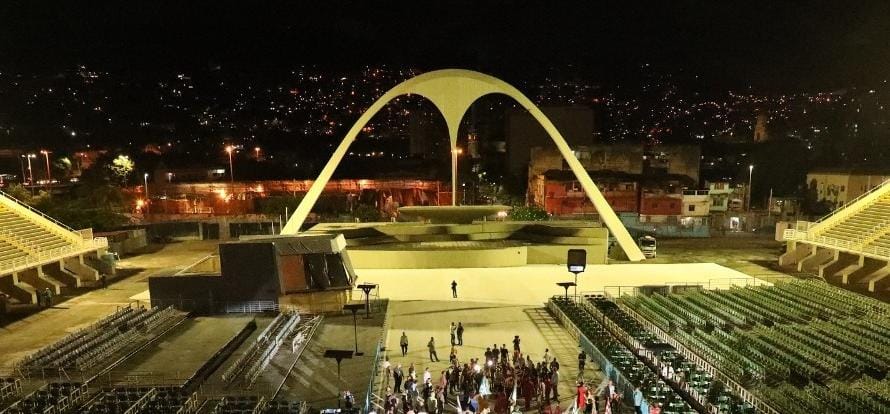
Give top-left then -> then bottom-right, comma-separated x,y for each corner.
36,287 -> 54,308
398,321 -> 467,361
572,378 -> 626,414
382,334 -> 567,414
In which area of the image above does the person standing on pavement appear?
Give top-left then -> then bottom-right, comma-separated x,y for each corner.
456,322 -> 464,346
578,349 -> 587,374
450,322 -> 457,346
400,331 -> 409,357
551,365 -> 561,401
576,381 -> 588,412
451,280 -> 458,298
427,337 -> 439,362
393,364 -> 404,393
633,384 -> 644,414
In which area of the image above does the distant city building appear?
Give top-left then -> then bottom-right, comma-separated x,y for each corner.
528,145 -> 702,213
507,106 -> 596,176
753,112 -> 770,142
806,169 -> 890,208
706,181 -> 745,213
408,111 -> 448,160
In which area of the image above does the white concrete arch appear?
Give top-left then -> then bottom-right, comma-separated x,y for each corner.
281,69 -> 645,261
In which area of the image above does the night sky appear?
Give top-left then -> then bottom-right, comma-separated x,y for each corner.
2,1 -> 889,90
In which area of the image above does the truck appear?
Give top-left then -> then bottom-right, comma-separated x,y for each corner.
639,235 -> 657,258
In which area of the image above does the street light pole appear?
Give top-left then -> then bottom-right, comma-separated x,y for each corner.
226,146 -> 235,183
747,164 -> 754,212
19,156 -> 26,185
451,148 -> 462,206
144,173 -> 150,214
39,150 -> 51,192
25,154 -> 35,185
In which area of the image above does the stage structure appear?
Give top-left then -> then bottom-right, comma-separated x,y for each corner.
280,69 -> 645,261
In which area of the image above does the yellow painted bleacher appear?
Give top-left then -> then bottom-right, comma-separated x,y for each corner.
817,191 -> 890,254
0,204 -> 76,258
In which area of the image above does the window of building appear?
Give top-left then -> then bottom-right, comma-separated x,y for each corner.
688,205 -> 695,212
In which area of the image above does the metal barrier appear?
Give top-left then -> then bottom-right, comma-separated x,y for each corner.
613,295 -> 782,414
364,299 -> 391,414
0,236 -> 108,275
547,297 -> 656,412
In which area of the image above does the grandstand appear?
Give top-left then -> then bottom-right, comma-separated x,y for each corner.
551,278 -> 890,414
0,190 -> 108,305
0,304 -> 320,414
782,179 -> 890,294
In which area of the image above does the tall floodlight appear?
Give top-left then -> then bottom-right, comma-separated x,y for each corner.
225,145 -> 235,182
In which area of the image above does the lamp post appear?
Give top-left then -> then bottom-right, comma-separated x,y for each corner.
343,303 -> 365,356
24,154 -> 35,186
143,173 -> 150,214
747,164 -> 754,212
323,349 -> 354,409
19,155 -> 26,185
225,145 -> 235,182
39,150 -> 51,190
254,146 -> 261,160
556,282 -> 576,301
357,283 -> 378,319
451,148 -> 463,206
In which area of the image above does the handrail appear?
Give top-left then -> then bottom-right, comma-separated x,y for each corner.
0,189 -> 78,233
0,237 -> 108,273
0,228 -> 41,255
784,229 -> 890,260
616,299 -> 783,414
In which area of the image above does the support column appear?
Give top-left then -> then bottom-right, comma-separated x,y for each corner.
42,261 -> 81,288
0,273 -> 37,304
218,218 -> 231,241
16,267 -> 61,295
64,255 -> 99,282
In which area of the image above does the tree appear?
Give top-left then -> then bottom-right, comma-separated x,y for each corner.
256,195 -> 304,216
108,155 -> 135,185
353,204 -> 382,222
3,184 -> 33,203
509,205 -> 549,221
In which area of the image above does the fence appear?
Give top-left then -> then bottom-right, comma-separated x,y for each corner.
614,295 -> 782,414
600,276 -> 785,299
547,297 -> 653,412
364,299 -> 391,414
0,236 -> 108,275
784,226 -> 890,260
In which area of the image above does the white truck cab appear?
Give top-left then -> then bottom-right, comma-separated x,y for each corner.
639,235 -> 657,258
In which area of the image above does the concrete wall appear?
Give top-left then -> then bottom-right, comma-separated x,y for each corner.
347,246 -> 528,269
509,106 -> 596,176
527,244 -> 607,265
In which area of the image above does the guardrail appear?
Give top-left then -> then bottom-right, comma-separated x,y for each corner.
0,237 -> 108,274
783,229 -> 890,260
613,295 -> 782,414
547,297 -> 660,413
365,299 -> 390,414
0,189 -> 78,233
